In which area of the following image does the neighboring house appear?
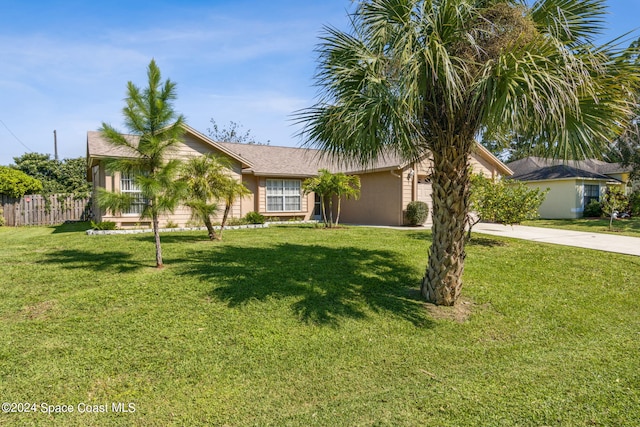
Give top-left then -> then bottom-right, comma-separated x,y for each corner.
87,124 -> 511,227
506,157 -> 631,219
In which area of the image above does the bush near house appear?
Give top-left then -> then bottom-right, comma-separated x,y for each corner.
405,201 -> 429,226
584,199 -> 603,218
244,211 -> 266,224
90,220 -> 117,230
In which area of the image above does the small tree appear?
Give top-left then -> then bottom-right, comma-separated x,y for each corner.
98,59 -> 186,268
302,169 -> 334,227
302,169 -> 360,228
332,173 -> 360,226
601,186 -> 628,230
181,154 -> 232,240
468,174 -> 547,238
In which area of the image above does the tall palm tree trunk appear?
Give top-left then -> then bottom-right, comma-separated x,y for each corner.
320,195 -> 329,227
421,140 -> 472,306
203,215 -> 218,240
219,204 -> 231,240
152,212 -> 164,268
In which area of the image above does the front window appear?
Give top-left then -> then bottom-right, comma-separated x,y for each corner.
584,184 -> 600,207
266,179 -> 301,211
120,172 -> 146,215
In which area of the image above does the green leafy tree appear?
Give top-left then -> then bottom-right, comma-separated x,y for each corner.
181,154 -> 234,240
302,169 -> 360,228
296,0 -> 639,305
98,59 -> 186,268
11,153 -> 90,197
0,166 -> 43,198
468,174 -> 547,238
601,186 -> 628,230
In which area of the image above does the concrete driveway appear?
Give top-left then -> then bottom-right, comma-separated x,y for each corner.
472,223 -> 640,257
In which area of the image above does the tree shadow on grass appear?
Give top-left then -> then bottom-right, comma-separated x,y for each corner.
50,221 -> 93,234
42,249 -> 148,273
133,233 -> 213,244
174,243 -> 432,328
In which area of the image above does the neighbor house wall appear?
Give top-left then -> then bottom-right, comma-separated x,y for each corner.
523,180 -> 579,219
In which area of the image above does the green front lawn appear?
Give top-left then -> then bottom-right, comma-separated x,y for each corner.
1,223 -> 638,426
523,217 -> 640,238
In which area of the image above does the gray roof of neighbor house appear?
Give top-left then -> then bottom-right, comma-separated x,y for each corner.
506,157 -> 629,182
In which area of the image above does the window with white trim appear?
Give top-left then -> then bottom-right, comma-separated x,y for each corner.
120,172 -> 146,215
584,184 -> 600,208
266,179 -> 301,212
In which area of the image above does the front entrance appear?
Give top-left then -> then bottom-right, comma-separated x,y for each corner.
313,193 -> 322,220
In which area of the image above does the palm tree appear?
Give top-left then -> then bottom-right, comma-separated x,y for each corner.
302,169 -> 335,227
218,179 -> 251,239
332,173 -> 360,227
98,59 -> 186,268
181,154 -> 232,240
296,0 -> 639,305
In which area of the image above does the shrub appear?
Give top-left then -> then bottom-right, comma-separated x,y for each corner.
165,220 -> 179,229
0,207 -> 5,226
583,199 -> 603,218
244,211 -> 266,224
405,201 -> 429,226
90,220 -> 117,230
226,217 -> 248,226
0,166 -> 43,198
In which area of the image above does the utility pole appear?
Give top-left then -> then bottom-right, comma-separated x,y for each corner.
53,130 -> 58,160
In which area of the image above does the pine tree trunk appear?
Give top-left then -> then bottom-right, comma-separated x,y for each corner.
421,141 -> 472,306
152,213 -> 164,268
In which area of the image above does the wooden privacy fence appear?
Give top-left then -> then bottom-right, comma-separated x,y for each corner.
1,194 -> 92,226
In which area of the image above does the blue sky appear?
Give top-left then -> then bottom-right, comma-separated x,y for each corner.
1,0 -> 638,165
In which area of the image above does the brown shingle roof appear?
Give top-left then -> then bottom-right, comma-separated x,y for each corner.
215,141 -> 404,176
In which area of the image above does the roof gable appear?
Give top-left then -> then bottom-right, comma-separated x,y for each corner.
86,124 -> 253,168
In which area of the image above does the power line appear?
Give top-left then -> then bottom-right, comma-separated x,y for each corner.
0,118 -> 34,152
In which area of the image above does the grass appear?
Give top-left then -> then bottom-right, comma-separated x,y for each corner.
1,222 -> 639,426
523,217 -> 640,238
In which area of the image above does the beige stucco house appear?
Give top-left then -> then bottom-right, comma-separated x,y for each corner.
506,157 -> 631,219
87,124 -> 511,227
